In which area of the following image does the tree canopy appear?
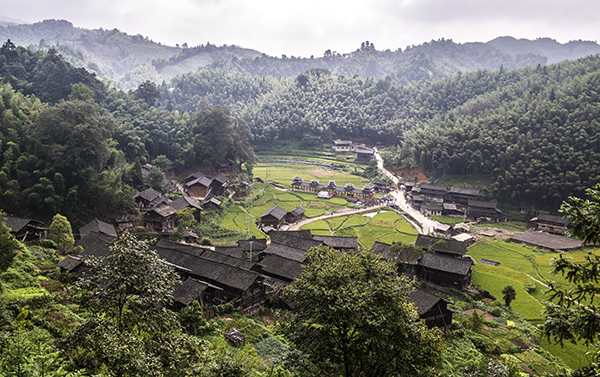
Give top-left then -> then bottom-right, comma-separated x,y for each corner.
278,245 -> 442,377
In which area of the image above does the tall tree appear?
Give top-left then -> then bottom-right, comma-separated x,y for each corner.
278,246 -> 442,377
543,184 -> 600,374
47,213 -> 74,249
76,231 -> 180,332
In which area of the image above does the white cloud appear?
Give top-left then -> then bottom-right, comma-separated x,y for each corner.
2,0 -> 599,57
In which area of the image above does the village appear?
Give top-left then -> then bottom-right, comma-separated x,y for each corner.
3,140 -> 584,337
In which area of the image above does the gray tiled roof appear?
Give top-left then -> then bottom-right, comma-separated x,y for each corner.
409,288 -> 444,315
171,196 -> 203,212
79,219 -> 118,239
418,253 -> 472,275
133,187 -> 162,202
414,235 -> 467,256
313,235 -> 358,249
174,278 -> 209,306
260,206 -> 288,220
258,254 -> 304,281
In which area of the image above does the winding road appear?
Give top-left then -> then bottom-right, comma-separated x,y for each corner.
286,150 -> 441,235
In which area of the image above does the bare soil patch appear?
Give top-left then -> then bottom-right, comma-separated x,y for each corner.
261,315 -> 276,326
476,227 -> 515,238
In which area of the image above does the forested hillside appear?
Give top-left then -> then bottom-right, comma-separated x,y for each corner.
0,41 -> 255,225
2,35 -> 600,221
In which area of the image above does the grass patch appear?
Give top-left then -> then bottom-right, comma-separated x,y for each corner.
471,270 -> 545,321
538,337 -> 596,370
472,221 -> 528,232
468,242 -> 536,276
431,215 -> 468,225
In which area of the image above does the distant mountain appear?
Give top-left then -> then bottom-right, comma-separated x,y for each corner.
1,18 -> 599,89
487,36 -> 600,64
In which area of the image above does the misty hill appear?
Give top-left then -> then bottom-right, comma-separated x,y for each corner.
1,18 -> 600,89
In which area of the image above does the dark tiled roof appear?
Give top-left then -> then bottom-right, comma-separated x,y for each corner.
258,254 -> 304,281
419,184 -> 447,192
214,173 -> 230,185
449,187 -> 480,196
260,206 -> 288,220
418,253 -> 472,275
187,176 -> 213,188
468,200 -> 499,209
263,242 -> 308,263
269,231 -> 322,250
149,205 -> 177,218
238,239 -> 267,252
288,207 -> 306,217
371,242 -> 394,259
414,235 -> 467,256
154,245 -> 259,291
133,187 -> 162,202
205,198 -> 222,206
79,219 -> 118,239
57,256 -> 82,271
313,235 -> 358,249
4,216 -> 45,233
510,232 -> 582,251
409,288 -> 444,315
171,196 -> 203,212
185,171 -> 209,182
536,213 -> 569,226
174,278 -> 209,306
76,231 -> 116,258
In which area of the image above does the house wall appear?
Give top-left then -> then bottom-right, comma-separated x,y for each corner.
261,215 -> 284,229
418,267 -> 470,291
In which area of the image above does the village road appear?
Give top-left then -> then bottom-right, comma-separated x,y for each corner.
374,150 -> 440,235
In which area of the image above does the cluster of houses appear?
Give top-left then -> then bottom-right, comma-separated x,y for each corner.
56,227 -> 468,331
331,139 -> 376,164
405,183 -> 503,222
130,170 -> 229,236
290,176 -> 375,200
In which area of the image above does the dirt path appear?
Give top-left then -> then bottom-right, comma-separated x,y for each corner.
287,204 -> 387,231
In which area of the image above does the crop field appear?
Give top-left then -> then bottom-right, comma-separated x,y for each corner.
300,210 -> 418,249
253,161 -> 369,188
467,240 -> 598,366
219,183 -> 350,238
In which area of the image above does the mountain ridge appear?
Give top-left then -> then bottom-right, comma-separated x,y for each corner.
1,18 -> 599,89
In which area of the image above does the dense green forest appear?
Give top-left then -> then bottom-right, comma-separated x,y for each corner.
2,34 -> 600,220
0,40 -> 256,225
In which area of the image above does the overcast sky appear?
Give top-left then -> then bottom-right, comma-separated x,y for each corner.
1,0 -> 599,58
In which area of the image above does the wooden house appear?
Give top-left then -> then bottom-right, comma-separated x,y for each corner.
529,213 -> 569,235
57,231 -> 116,276
355,148 -> 375,164
372,179 -> 391,193
203,197 -> 222,210
419,184 -> 447,203
420,205 -> 443,216
144,206 -> 177,231
171,196 -> 203,221
79,219 -> 118,239
414,234 -> 467,257
332,139 -> 353,152
115,215 -> 135,230
133,188 -> 169,209
260,206 -> 287,229
409,288 -> 452,330
443,203 -> 464,217
4,216 -> 47,242
153,244 -> 265,311
256,253 -> 304,283
173,278 -> 212,310
286,207 -> 306,223
186,176 -> 213,199
218,159 -> 236,173
467,200 -> 502,222
417,253 -> 472,291
312,235 -> 358,252
211,173 -> 230,196
445,187 -> 480,206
